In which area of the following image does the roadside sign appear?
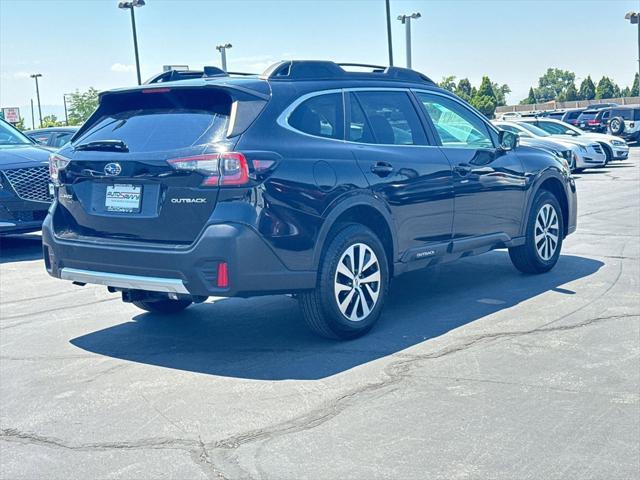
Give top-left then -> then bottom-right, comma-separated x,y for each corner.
1,107 -> 20,124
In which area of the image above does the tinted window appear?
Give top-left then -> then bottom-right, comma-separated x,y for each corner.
349,91 -> 427,145
52,132 -> 74,148
0,121 -> 32,145
564,111 -> 582,120
75,89 -> 232,153
578,111 -> 597,120
417,93 -> 493,148
536,122 -> 571,135
31,132 -> 53,144
289,93 -> 343,139
610,108 -> 639,120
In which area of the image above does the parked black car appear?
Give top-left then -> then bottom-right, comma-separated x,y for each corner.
0,119 -> 52,235
560,108 -> 586,126
27,127 -> 80,149
43,61 -> 577,339
576,108 -> 611,132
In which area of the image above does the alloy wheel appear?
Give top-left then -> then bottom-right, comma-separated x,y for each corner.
534,204 -> 560,261
334,242 -> 381,322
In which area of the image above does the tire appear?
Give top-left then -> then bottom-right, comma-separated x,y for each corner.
609,117 -> 624,136
132,298 -> 192,314
509,190 -> 564,274
600,143 -> 612,164
299,223 -> 389,340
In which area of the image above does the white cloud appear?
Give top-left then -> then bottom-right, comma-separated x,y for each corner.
111,63 -> 135,73
13,72 -> 31,79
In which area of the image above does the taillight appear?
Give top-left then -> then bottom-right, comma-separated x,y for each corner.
49,153 -> 70,186
167,152 -> 250,187
587,120 -> 599,125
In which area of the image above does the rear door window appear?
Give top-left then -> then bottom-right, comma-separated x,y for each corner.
75,89 -> 232,153
288,93 -> 343,139
348,91 -> 427,145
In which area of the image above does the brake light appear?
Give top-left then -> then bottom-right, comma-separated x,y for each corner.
142,88 -> 171,94
587,120 -> 599,125
167,152 -> 250,187
48,153 -> 70,186
217,262 -> 229,288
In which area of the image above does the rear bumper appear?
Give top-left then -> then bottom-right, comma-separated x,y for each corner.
42,217 -> 316,297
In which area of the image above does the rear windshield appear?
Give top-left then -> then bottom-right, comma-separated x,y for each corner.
612,108 -> 640,121
578,111 -> 597,120
74,89 -> 232,153
564,111 -> 582,120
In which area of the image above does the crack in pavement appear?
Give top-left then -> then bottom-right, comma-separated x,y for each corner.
208,313 -> 636,453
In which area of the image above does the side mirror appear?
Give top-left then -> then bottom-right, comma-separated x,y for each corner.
498,130 -> 518,151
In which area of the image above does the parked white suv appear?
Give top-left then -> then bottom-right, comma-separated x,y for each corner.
517,118 -> 629,162
494,121 -> 606,172
608,106 -> 640,144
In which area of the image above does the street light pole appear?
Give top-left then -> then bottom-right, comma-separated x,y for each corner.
626,12 -> 640,90
63,94 -> 70,126
216,43 -> 232,72
385,0 -> 393,66
397,12 -> 421,69
30,99 -> 35,130
30,74 -> 43,128
118,0 -> 146,85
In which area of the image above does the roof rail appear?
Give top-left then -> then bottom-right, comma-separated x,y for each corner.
144,67 -> 259,84
262,60 -> 435,85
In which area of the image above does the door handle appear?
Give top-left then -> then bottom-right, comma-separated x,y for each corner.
370,162 -> 394,177
454,164 -> 472,176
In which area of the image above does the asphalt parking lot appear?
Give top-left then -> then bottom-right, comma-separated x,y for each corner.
1,150 -> 639,480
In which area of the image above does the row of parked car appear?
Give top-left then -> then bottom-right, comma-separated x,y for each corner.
492,117 -> 629,172
500,103 -> 639,143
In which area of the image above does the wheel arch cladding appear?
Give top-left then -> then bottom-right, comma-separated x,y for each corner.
315,202 -> 396,276
538,177 -> 569,237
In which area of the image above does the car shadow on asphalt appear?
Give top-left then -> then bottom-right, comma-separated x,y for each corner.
70,251 -> 604,380
0,234 -> 43,264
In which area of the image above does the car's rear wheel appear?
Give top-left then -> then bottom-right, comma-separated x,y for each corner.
509,190 -> 564,274
299,223 -> 389,340
132,298 -> 192,314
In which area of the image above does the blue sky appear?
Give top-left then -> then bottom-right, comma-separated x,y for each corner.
1,0 -> 638,127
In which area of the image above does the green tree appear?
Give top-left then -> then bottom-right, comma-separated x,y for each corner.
41,115 -> 64,128
563,83 -> 578,102
520,87 -> 537,105
578,76 -> 596,100
456,78 -> 473,101
14,117 -> 27,130
439,75 -> 457,92
68,87 -> 99,125
621,86 -> 631,97
595,76 -> 620,99
631,73 -> 639,97
534,68 -> 576,102
471,76 -> 497,117
491,82 -> 511,106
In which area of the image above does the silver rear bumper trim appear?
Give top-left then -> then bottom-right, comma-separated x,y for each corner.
0,222 -> 17,228
60,268 -> 189,294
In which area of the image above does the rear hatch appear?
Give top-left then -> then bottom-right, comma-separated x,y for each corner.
53,84 -> 268,244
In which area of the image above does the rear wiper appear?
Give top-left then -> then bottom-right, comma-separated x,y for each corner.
74,140 -> 129,152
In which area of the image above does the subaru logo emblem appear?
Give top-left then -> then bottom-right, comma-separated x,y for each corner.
104,163 -> 122,176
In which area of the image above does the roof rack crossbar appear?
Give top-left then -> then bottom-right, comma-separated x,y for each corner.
262,60 -> 435,85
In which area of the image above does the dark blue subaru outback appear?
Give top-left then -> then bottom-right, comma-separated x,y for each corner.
43,61 -> 577,339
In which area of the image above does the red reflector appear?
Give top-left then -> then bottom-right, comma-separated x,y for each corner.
142,88 -> 171,94
217,262 -> 229,288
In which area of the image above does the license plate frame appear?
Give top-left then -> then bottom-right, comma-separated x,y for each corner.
105,184 -> 142,213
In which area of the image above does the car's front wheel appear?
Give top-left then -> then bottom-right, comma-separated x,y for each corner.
299,224 -> 389,340
509,190 -> 564,274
